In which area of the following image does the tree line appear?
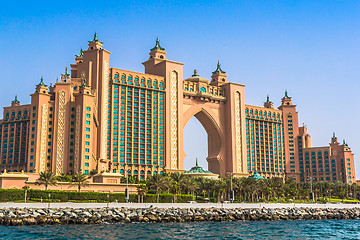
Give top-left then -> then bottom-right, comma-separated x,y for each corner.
34,171 -> 360,203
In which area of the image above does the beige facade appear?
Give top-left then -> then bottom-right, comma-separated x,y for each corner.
0,33 -> 356,183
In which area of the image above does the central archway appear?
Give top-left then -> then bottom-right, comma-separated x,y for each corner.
182,106 -> 223,174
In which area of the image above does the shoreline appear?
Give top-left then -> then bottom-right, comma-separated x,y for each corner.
1,205 -> 360,225
1,202 -> 360,209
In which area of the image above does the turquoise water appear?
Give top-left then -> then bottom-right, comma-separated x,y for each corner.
1,219 -> 360,239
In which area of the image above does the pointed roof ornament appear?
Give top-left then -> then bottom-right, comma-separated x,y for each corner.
89,32 -> 103,43
36,76 -> 47,87
80,74 -> 90,88
212,60 -> 226,74
12,95 -> 20,104
283,89 -> 291,99
62,67 -> 70,76
93,32 -> 98,41
192,69 -> 199,77
76,46 -> 83,57
264,94 -> 272,104
150,37 -> 165,51
332,132 -> 336,138
196,158 -> 198,167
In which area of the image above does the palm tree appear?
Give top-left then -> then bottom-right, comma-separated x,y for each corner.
71,171 -> 89,192
22,185 -> 30,203
35,171 -> 57,190
180,176 -> 198,196
57,173 -> 72,182
147,174 -> 166,203
159,173 -> 173,193
137,183 -> 147,203
170,172 -> 183,202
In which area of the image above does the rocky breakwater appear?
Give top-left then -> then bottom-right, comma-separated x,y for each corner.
0,207 -> 360,225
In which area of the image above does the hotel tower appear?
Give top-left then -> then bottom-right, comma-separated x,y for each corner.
0,33 -> 356,183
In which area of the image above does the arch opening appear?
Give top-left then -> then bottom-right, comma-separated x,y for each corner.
183,109 -> 222,174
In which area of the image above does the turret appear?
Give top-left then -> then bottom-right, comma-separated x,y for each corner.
331,132 -> 338,144
149,37 -> 167,60
87,32 -> 103,50
11,95 -> 20,107
78,74 -> 92,95
75,47 -> 83,63
264,95 -> 273,108
60,67 -> 70,83
35,76 -> 48,94
281,90 -> 292,106
210,61 -> 228,86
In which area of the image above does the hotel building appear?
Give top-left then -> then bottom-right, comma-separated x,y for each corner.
0,33 -> 356,183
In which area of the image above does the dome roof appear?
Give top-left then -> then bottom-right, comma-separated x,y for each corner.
183,159 -> 219,179
248,172 -> 265,180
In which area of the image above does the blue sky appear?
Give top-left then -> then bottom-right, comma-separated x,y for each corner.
1,0 -> 360,176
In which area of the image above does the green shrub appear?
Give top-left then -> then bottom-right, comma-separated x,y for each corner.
0,189 -> 24,201
0,189 -> 195,203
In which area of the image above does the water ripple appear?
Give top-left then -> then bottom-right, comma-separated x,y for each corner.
0,219 -> 360,240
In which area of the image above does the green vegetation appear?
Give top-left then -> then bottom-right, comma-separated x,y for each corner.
21,171 -> 360,203
35,171 -> 57,190
71,171 -> 89,192
0,189 -> 194,203
141,174 -> 360,203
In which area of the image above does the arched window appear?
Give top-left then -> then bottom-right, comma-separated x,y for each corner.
200,87 -> 206,92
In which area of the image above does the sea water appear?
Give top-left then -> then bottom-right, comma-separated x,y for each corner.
1,219 -> 359,239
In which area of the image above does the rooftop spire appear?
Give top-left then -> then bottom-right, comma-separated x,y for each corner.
12,95 -> 19,104
80,74 -> 90,88
62,67 -> 70,76
212,60 -> 226,74
89,32 -> 103,43
76,46 -> 83,57
265,94 -> 272,104
333,132 -> 336,138
36,76 -> 47,87
150,37 -> 165,51
196,158 -> 198,167
283,89 -> 291,99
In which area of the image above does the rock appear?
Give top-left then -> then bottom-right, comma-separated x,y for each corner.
146,214 -> 158,222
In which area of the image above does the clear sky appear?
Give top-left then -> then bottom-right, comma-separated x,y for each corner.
1,0 -> 359,176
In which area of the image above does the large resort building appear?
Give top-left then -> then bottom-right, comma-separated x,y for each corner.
0,33 -> 356,184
